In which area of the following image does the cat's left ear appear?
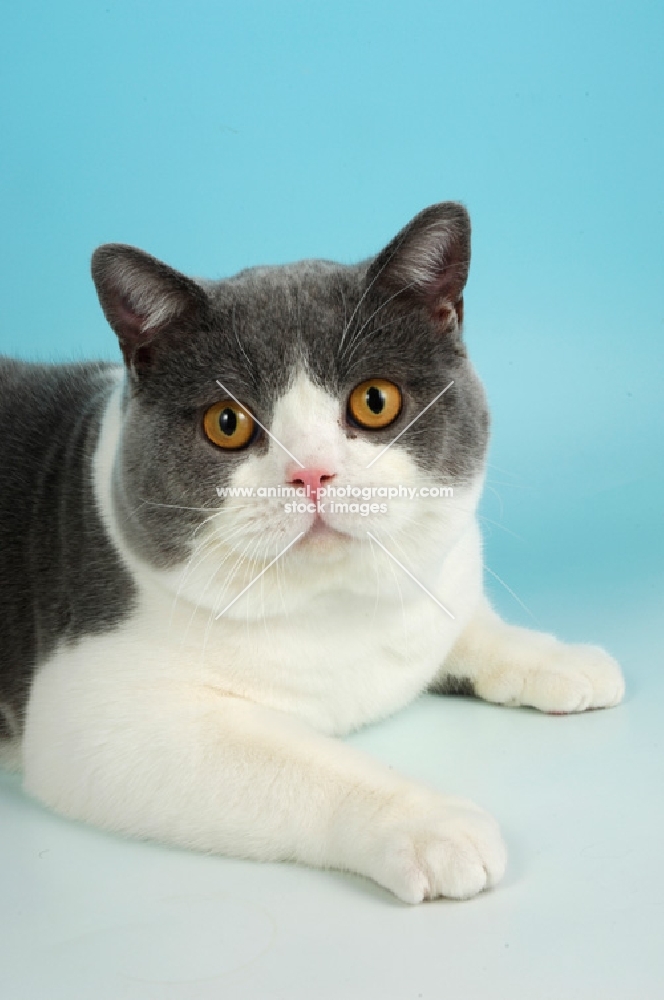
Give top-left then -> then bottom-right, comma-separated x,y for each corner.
91,244 -> 208,369
367,202 -> 471,332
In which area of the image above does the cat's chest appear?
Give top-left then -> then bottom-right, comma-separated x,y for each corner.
150,597 -> 450,734
130,525 -> 483,735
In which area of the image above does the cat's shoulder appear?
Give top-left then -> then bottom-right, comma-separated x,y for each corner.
0,356 -> 121,423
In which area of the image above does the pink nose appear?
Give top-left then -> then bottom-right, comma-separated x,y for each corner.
287,466 -> 336,499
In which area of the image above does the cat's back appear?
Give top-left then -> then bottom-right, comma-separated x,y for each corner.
0,358 -> 134,735
0,356 -> 116,510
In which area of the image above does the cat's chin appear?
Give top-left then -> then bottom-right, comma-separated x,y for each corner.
299,518 -> 352,550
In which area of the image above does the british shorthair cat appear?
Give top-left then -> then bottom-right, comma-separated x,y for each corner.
0,203 -> 624,902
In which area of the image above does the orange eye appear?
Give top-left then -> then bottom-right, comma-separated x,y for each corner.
348,379 -> 402,430
203,400 -> 255,449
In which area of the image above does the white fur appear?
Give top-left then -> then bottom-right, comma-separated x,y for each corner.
440,600 -> 625,712
18,373 -> 624,903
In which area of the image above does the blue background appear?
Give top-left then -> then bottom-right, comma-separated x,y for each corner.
1,4 -> 664,996
1,0 -> 662,636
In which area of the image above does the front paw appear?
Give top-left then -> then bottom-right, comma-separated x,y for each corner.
363,794 -> 507,904
476,641 -> 625,714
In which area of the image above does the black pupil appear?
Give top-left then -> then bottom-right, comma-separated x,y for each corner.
366,386 -> 385,414
219,407 -> 238,436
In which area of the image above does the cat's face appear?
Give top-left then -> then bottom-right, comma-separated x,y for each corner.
92,203 -> 489,614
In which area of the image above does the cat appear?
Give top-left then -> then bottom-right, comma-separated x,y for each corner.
0,202 -> 624,903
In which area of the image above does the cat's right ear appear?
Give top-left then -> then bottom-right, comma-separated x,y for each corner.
91,244 -> 208,370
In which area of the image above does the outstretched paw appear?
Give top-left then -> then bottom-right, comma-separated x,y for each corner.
366,796 -> 507,904
475,639 -> 625,714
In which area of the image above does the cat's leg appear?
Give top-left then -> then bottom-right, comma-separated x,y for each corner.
432,598 -> 624,713
22,638 -> 506,904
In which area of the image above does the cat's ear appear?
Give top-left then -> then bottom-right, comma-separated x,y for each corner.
367,202 -> 471,331
91,244 -> 208,368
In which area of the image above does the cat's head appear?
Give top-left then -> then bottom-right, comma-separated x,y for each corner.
92,203 -> 489,615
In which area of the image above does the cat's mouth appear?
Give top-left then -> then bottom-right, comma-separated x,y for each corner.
301,516 -> 350,545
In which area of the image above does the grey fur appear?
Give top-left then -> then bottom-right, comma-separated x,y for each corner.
0,202 -> 489,733
429,675 -> 477,698
0,360 -> 136,731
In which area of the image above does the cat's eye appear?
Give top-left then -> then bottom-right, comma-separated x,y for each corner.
203,400 -> 255,449
347,379 -> 402,430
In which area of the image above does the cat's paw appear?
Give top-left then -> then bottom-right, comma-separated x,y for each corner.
476,641 -> 625,714
365,795 -> 507,904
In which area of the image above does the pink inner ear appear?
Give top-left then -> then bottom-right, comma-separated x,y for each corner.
424,253 -> 468,302
111,293 -> 155,367
431,295 -> 464,333
115,293 -> 148,342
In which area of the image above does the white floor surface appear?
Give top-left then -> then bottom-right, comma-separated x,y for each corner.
1,588 -> 662,1000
